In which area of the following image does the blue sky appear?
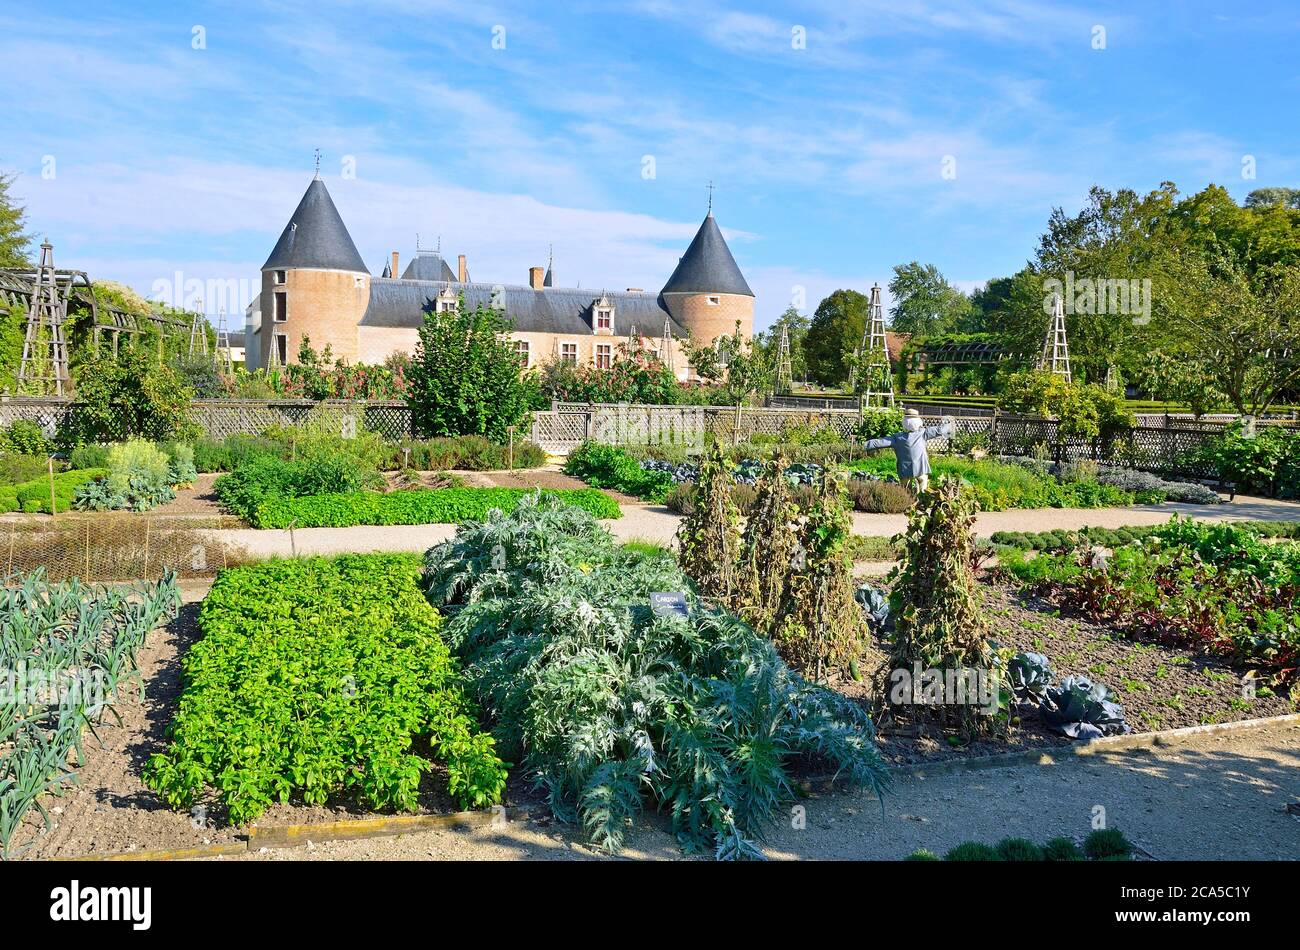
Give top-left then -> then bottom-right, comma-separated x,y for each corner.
2,1 -> 1297,331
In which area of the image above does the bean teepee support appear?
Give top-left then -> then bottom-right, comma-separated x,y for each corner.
188,302 -> 210,357
215,308 -> 234,373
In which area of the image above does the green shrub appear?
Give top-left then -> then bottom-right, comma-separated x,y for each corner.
2,468 -> 107,514
390,435 -> 547,471
423,493 -> 888,859
996,837 -> 1045,861
564,441 -> 676,502
213,453 -> 384,521
0,454 -> 52,487
142,554 -> 507,823
855,407 -> 905,441
0,420 -> 54,456
1042,836 -> 1086,861
251,486 -> 621,528
1083,828 -> 1134,860
69,444 -> 110,470
904,849 -> 941,861
944,841 -> 1001,861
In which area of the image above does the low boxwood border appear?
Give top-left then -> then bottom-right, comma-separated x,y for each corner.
252,486 -> 621,528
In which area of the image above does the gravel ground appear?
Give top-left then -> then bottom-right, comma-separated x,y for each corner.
200,494 -> 1300,559
220,721 -> 1300,861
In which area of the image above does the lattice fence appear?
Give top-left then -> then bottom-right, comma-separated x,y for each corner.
0,398 -> 416,443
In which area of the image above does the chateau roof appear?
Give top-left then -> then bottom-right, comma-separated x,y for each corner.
263,178 -> 367,273
400,252 -> 457,282
660,213 -> 753,297
362,279 -> 689,338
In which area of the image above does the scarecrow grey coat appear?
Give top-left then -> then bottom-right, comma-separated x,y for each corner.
863,422 -> 954,478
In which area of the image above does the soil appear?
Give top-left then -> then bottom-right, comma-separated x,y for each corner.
225,721 -> 1300,861
11,585 -> 541,859
14,568 -> 1297,860
149,473 -> 226,517
837,579 -> 1295,767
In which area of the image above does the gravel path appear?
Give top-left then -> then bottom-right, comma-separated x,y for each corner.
224,722 -> 1300,861
201,494 -> 1300,559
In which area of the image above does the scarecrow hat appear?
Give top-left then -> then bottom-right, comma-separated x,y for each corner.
904,408 -> 921,418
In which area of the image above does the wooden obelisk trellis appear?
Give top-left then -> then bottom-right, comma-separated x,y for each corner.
215,308 -> 234,374
775,323 -> 793,394
1039,293 -> 1072,382
188,300 -> 209,357
853,283 -> 895,407
18,241 -> 72,396
660,315 -> 675,373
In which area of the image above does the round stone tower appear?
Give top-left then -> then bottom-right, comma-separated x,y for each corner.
659,211 -> 754,348
260,177 -> 370,367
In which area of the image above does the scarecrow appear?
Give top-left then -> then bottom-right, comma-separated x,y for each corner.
862,409 -> 955,494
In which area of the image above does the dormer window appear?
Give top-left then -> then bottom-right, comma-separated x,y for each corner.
436,288 -> 458,313
593,295 -> 614,332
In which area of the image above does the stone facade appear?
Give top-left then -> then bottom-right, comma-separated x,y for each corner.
259,178 -> 753,377
259,267 -> 370,367
661,291 -> 754,348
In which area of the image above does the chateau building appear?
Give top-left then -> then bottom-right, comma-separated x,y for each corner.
247,177 -> 754,377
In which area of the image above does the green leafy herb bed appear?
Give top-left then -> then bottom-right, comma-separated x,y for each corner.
142,554 -> 507,824
250,486 -> 620,528
1,571 -> 180,857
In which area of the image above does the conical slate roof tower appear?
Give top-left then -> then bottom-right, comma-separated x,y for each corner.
660,212 -> 753,297
263,178 -> 367,273
658,208 -> 755,346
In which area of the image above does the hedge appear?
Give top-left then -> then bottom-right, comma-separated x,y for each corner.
0,468 -> 108,514
252,486 -> 622,528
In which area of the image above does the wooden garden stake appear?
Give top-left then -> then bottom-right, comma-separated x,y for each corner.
142,519 -> 151,579
507,425 -> 516,470
7,521 -> 15,575
85,520 -> 92,580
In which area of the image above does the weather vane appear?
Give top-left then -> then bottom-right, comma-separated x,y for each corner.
314,148 -> 321,178
707,180 -> 715,213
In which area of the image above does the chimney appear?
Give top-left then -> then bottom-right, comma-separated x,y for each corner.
390,251 -> 399,278
529,266 -> 545,289
457,254 -> 466,282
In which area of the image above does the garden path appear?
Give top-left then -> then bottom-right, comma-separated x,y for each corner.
202,494 -> 1300,559
226,721 -> 1300,861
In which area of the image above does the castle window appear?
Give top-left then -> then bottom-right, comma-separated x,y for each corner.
514,340 -> 530,367
273,270 -> 286,285
560,342 -> 578,365
273,291 -> 287,322
595,308 -> 612,330
274,333 -> 288,365
595,344 -> 612,369
436,288 -> 458,313
706,295 -> 721,306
